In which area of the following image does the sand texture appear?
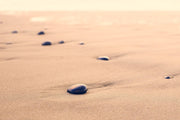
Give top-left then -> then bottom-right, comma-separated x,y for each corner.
0,11 -> 180,120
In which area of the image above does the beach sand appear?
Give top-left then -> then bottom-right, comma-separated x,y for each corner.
0,11 -> 180,120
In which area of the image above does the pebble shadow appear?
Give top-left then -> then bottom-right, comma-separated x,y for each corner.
40,79 -> 131,99
94,52 -> 131,60
0,57 -> 18,62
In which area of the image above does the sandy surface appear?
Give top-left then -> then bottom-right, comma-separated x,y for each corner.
0,11 -> 180,120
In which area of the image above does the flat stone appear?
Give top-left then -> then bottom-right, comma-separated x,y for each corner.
59,40 -> 65,44
41,41 -> 52,46
38,31 -> 45,35
98,56 -> 110,61
12,31 -> 18,34
67,84 -> 88,94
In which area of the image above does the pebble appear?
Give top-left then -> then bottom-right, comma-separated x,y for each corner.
59,40 -> 65,44
165,76 -> 172,79
41,41 -> 52,46
79,42 -> 84,45
67,84 -> 88,94
38,31 -> 45,35
12,31 -> 18,34
98,56 -> 110,61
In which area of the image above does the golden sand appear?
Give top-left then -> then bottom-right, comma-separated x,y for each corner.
0,11 -> 180,120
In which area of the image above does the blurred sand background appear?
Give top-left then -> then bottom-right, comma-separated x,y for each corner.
0,11 -> 180,120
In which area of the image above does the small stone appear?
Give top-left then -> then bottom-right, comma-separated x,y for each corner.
165,76 -> 171,79
79,42 -> 84,45
98,56 -> 110,61
67,84 -> 88,94
41,41 -> 52,46
59,40 -> 65,44
12,31 -> 18,34
38,31 -> 45,35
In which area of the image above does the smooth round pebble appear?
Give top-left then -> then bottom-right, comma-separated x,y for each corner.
59,40 -> 65,44
98,56 -> 110,61
12,31 -> 18,34
79,42 -> 84,45
38,31 -> 45,35
165,76 -> 171,79
41,41 -> 52,46
67,84 -> 88,94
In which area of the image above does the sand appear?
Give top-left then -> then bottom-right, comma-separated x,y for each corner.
0,11 -> 180,120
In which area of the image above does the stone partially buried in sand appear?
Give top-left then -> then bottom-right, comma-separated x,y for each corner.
67,84 -> 88,94
41,41 -> 52,46
98,56 -> 110,61
59,40 -> 65,44
38,31 -> 45,35
11,30 -> 18,34
79,42 -> 85,45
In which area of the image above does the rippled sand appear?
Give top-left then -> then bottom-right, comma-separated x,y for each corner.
0,11 -> 180,120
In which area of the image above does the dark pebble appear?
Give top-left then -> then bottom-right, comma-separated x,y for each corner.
38,31 -> 45,35
98,56 -> 110,61
12,31 -> 18,34
41,41 -> 52,46
79,42 -> 84,45
67,84 -> 88,94
165,76 -> 171,79
59,40 -> 65,44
